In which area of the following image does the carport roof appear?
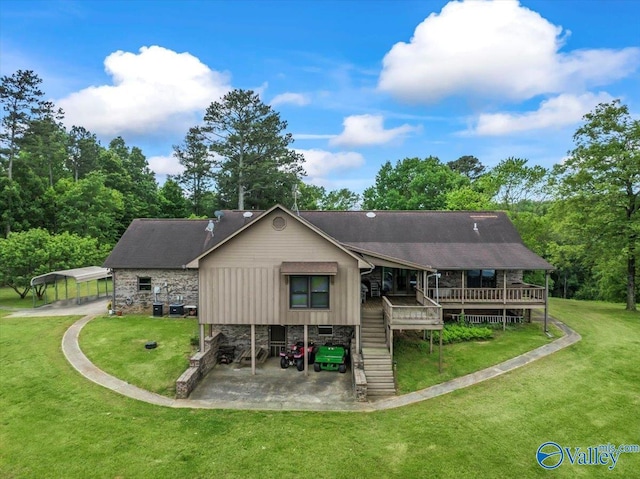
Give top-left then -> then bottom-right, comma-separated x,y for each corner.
31,266 -> 111,286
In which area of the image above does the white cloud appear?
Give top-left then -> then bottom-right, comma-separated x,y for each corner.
378,0 -> 640,103
270,92 -> 310,107
57,45 -> 231,136
330,114 -> 419,147
296,148 -> 365,182
294,133 -> 337,140
148,154 -> 184,176
471,92 -> 613,136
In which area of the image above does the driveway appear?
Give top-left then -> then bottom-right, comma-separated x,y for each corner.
6,299 -> 109,317
189,357 -> 354,405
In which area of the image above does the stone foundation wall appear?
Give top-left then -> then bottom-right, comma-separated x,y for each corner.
214,325 -> 270,352
113,268 -> 198,314
213,324 -> 354,352
286,325 -> 354,347
175,332 -> 222,399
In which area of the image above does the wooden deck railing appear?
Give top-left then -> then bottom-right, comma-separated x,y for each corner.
382,296 -> 442,329
426,285 -> 545,304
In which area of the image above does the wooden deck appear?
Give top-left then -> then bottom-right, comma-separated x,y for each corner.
426,285 -> 545,306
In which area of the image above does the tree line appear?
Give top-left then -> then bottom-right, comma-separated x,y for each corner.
1,70 -> 638,310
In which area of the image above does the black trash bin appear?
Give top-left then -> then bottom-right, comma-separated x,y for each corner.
153,303 -> 163,317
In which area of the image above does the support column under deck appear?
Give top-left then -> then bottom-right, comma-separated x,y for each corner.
544,272 -> 550,333
304,324 -> 308,376
251,324 -> 256,375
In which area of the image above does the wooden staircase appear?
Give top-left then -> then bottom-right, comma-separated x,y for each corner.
361,309 -> 396,397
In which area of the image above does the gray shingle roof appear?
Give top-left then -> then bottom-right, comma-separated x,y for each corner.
300,210 -> 553,270
103,213 -> 265,269
103,208 -> 553,271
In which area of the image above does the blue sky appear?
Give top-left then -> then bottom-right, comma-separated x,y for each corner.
1,0 -> 639,192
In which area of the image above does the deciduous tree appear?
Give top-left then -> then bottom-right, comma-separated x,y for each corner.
363,157 -> 468,210
553,100 -> 639,311
0,228 -> 109,299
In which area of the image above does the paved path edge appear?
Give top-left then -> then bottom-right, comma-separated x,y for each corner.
62,315 -> 581,412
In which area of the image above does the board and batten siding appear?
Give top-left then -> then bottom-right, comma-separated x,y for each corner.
198,210 -> 361,326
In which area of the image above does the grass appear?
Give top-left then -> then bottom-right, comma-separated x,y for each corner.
80,315 -> 198,396
394,321 -> 563,393
1,299 -> 639,478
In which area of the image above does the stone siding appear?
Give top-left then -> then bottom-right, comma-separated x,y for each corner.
214,324 -> 354,352
176,332 -> 221,399
437,269 -> 524,288
215,325 -> 270,352
113,268 -> 198,314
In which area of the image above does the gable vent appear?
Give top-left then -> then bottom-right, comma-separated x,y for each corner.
272,216 -> 286,231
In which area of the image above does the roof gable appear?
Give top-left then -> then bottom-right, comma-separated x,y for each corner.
186,205 -> 372,269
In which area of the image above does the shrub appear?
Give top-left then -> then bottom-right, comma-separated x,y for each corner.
432,324 -> 493,344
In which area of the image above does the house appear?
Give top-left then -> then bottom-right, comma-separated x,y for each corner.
104,205 -> 553,399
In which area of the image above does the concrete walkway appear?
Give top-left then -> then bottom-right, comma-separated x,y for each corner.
10,302 -> 581,412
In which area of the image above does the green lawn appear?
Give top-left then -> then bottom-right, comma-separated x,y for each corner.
1,299 -> 639,478
81,314 -> 560,398
80,315 -> 198,396
394,321 -> 562,393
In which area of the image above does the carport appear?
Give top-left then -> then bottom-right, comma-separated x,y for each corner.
30,266 -> 112,307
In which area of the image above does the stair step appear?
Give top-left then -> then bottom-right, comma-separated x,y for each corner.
365,367 -> 392,374
364,358 -> 392,364
367,381 -> 395,387
366,371 -> 394,377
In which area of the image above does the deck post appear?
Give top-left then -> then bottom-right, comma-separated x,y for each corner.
461,271 -> 465,304
544,272 -> 549,333
429,330 -> 433,354
439,330 -> 443,373
251,324 -> 256,375
503,271 -> 507,305
304,324 -> 308,376
389,328 -> 394,359
503,308 -> 506,331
